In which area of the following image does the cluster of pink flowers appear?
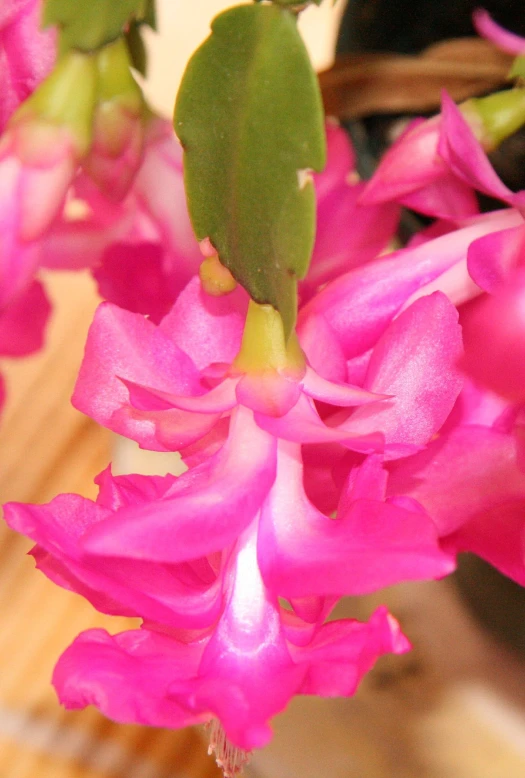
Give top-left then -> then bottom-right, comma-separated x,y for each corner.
4,5 -> 525,775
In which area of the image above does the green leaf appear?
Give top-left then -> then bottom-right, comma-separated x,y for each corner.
125,21 -> 148,76
44,0 -> 154,52
174,4 -> 326,336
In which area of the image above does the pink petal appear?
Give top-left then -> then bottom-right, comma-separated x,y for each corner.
359,117 -> 443,204
0,279 -> 50,356
72,303 -> 216,452
313,122 -> 355,201
301,366 -> 386,407
445,500 -> 525,585
94,242 -> 182,324
399,171 -> 478,220
302,179 -> 399,301
461,270 -> 525,401
4,483 -> 223,628
236,371 -> 302,417
298,212 -> 516,364
438,91 -> 525,210
298,311 -> 347,382
159,276 -> 248,370
83,408 -> 277,562
473,9 -> 525,56
255,394 -> 384,452
387,426 -> 525,536
342,292 -> 463,451
122,375 -> 238,413
292,607 -> 410,696
258,443 -> 453,599
467,223 -> 525,293
53,628 -> 205,728
0,0 -> 56,133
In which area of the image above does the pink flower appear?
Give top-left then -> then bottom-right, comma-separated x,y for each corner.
0,0 -> 56,132
44,119 -> 203,322
5,418 -> 434,750
4,419 -> 425,751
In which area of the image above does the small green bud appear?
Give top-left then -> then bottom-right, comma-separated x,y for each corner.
467,88 -> 525,149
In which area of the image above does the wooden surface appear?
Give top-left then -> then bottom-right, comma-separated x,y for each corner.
2,272 -> 525,778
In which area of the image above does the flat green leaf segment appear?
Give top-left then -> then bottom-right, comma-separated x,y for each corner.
44,0 -> 155,52
175,4 -> 326,335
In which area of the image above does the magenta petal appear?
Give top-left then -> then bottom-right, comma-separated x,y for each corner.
298,211 -> 517,363
298,311 -> 347,382
94,242 -> 181,324
256,394 -> 384,452
72,303 -> 217,451
467,223 -> 525,293
461,271 -> 525,401
444,500 -> 525,585
0,279 -> 50,356
83,409 -> 277,562
235,371 -> 302,417
302,180 -> 399,301
53,628 -> 205,728
387,426 -> 525,536
4,486 -> 223,628
259,443 -> 453,599
399,171 -> 478,220
438,92 -> 525,209
122,375 -> 238,413
301,366 -> 386,407
359,117 -> 443,203
473,9 -> 525,56
342,293 -> 463,451
159,277 -> 248,370
292,607 -> 410,696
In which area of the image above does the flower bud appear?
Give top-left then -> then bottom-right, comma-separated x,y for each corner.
82,38 -> 147,201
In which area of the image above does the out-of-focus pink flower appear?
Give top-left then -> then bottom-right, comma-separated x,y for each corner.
359,112 -> 479,221
473,9 -> 525,56
300,123 -> 399,302
44,119 -> 203,322
0,117 -> 78,306
0,0 -> 56,133
0,278 -> 50,414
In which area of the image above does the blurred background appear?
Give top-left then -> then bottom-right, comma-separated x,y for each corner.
1,1 -> 525,777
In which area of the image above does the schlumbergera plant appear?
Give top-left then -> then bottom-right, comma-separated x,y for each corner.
6,1 -> 525,776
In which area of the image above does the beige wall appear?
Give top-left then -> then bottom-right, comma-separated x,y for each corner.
143,0 -> 346,116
